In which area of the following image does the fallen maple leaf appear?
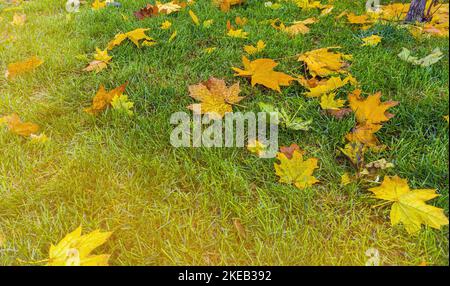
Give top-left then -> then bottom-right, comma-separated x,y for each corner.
325,108 -> 353,119
283,18 -> 317,36
348,89 -> 398,125
305,76 -> 350,98
227,28 -> 248,38
83,48 -> 112,73
244,40 -> 266,55
361,35 -> 382,47
47,226 -> 112,266
160,20 -> 172,30
232,56 -> 294,92
5,56 -> 43,79
0,113 -> 39,137
10,13 -> 26,26
279,143 -> 304,159
188,77 -> 244,119
92,0 -> 106,10
369,176 -> 449,234
339,142 -> 366,167
134,4 -> 159,20
298,47 -> 351,77
85,83 -> 128,115
247,139 -> 268,157
157,1 -> 182,14
345,123 -> 382,147
107,28 -> 156,49
213,0 -> 244,12
274,150 -> 319,190
398,48 -> 444,67
320,93 -> 346,110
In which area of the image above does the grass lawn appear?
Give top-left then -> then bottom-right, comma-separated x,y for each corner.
0,0 -> 448,266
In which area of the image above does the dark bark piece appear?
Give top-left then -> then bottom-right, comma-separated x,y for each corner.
405,0 -> 427,22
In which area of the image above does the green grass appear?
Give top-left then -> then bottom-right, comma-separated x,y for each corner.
0,0 -> 448,266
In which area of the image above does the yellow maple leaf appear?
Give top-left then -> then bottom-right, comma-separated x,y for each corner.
244,40 -> 266,55
369,176 -> 449,234
345,123 -> 382,147
339,142 -> 366,167
232,56 -> 294,92
188,77 -> 244,119
298,47 -> 351,77
92,0 -> 106,10
320,93 -> 346,110
347,13 -> 372,25
247,139 -> 268,157
0,113 -> 39,137
83,48 -> 112,73
341,172 -> 352,186
85,83 -> 128,115
305,76 -> 350,98
47,226 -> 112,266
361,35 -> 383,47
283,18 -> 317,36
107,28 -> 155,50
227,28 -> 248,38
10,13 -> 26,26
160,20 -> 172,30
156,1 -> 182,14
274,150 -> 319,190
5,56 -> 43,79
348,89 -> 398,125
213,0 -> 244,12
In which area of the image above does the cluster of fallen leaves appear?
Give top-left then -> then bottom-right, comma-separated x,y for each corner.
1,0 -> 449,266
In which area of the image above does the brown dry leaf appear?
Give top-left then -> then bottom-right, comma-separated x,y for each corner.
188,77 -> 244,119
134,4 -> 159,20
326,108 -> 352,119
5,56 -> 43,79
0,113 -> 39,137
279,143 -> 305,159
232,56 -> 294,92
85,83 -> 128,115
232,218 -> 246,238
